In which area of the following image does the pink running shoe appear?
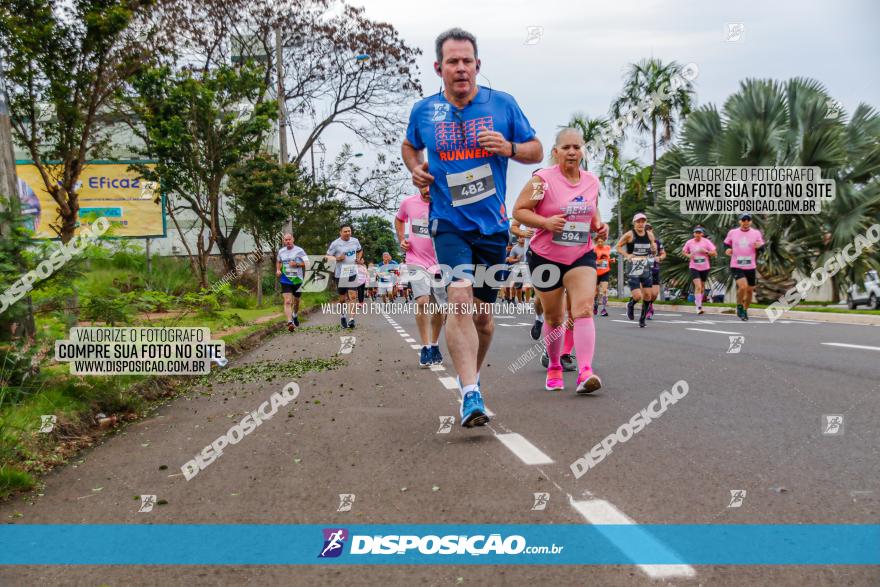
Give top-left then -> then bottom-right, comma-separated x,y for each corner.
576,367 -> 602,394
545,368 -> 564,391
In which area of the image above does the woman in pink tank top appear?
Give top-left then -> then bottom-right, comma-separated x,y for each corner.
512,127 -> 609,395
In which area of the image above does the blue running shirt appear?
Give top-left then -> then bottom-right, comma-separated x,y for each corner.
405,87 -> 536,235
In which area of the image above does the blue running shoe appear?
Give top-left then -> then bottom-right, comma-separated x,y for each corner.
460,390 -> 489,428
340,316 -> 348,328
419,346 -> 431,368
430,345 -> 443,365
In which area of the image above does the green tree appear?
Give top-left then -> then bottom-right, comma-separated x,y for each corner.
568,114 -> 613,171
0,0 -> 161,242
128,61 -> 276,285
228,153 -> 305,256
227,153 -> 308,304
651,78 -> 880,301
287,180 -> 349,259
611,58 -> 695,201
351,215 -> 398,264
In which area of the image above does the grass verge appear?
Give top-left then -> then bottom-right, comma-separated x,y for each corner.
0,291 -> 331,501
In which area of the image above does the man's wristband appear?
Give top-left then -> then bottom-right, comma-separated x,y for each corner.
509,142 -> 517,158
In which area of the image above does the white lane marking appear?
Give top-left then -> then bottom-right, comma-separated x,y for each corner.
611,320 -> 634,324
429,365 -> 445,372
821,342 -> 880,352
570,499 -> 696,579
495,433 -> 553,465
438,377 -> 459,390
410,344 -> 421,349
404,337 -> 416,343
653,313 -> 681,316
686,328 -> 742,335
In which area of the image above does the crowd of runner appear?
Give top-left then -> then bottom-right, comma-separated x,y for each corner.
275,27 -> 768,429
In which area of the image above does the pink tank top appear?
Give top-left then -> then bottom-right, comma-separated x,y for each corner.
529,165 -> 599,265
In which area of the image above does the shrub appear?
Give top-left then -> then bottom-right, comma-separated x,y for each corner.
181,289 -> 222,316
135,290 -> 177,313
81,292 -> 135,326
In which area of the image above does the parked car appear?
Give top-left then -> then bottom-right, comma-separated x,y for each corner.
847,270 -> 880,309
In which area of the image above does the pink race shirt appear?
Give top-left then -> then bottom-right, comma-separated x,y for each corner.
395,194 -> 437,270
683,237 -> 717,271
724,227 -> 764,269
528,166 -> 599,265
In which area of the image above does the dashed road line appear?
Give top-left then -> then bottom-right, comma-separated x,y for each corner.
495,432 -> 554,465
569,499 -> 696,579
821,342 -> 880,352
438,376 -> 459,390
686,328 -> 742,335
384,312 -> 697,579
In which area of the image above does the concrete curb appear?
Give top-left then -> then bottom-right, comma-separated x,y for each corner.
606,301 -> 880,326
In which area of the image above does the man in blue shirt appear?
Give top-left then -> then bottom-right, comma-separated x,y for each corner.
401,27 -> 543,428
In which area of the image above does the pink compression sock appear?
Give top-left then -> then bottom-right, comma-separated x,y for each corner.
544,322 -> 563,370
562,322 -> 575,355
695,293 -> 703,307
573,317 -> 596,373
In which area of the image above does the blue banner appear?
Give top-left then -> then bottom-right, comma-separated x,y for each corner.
0,525 -> 877,565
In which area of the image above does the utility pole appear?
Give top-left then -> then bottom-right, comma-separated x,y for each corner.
275,27 -> 288,297
0,61 -> 17,219
616,175 -> 624,298
276,27 -> 290,231
0,59 -> 35,337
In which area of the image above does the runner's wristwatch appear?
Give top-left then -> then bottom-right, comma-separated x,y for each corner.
509,142 -> 517,158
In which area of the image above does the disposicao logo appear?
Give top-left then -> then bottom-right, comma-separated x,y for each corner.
319,528 -> 348,558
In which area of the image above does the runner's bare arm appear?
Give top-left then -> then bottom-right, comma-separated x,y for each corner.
590,208 -> 609,239
512,176 -> 555,229
394,217 -> 409,252
510,219 -> 534,239
401,139 -> 434,188
513,137 -> 543,164
616,232 -> 633,259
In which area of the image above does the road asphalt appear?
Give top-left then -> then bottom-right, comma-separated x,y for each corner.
1,301 -> 877,586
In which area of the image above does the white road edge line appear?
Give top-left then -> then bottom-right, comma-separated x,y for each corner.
495,432 -> 553,465
686,328 -> 741,335
410,344 -> 421,349
821,342 -> 880,352
570,499 -> 696,579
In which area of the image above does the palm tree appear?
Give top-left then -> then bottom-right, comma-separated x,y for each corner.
611,58 -> 695,202
568,114 -> 611,171
651,78 -> 880,302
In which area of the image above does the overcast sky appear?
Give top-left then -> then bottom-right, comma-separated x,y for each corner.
341,0 -> 879,221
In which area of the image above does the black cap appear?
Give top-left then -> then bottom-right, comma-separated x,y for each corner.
740,213 -> 752,221
693,226 -> 705,233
